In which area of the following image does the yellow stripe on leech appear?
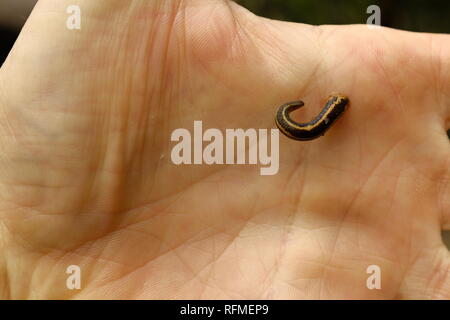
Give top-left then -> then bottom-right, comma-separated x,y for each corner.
276,119 -> 297,139
281,99 -> 340,131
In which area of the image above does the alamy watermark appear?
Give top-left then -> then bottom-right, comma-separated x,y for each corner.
66,5 -> 81,30
366,264 -> 381,289
366,5 -> 381,29
66,265 -> 81,290
171,121 -> 279,175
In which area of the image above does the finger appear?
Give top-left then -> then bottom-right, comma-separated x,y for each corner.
430,34 -> 450,130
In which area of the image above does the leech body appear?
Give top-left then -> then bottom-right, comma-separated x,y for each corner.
275,94 -> 349,140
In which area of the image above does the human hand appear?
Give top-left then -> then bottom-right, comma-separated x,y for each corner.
0,0 -> 449,299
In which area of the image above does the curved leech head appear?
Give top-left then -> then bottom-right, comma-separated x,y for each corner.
329,94 -> 350,110
284,100 -> 305,113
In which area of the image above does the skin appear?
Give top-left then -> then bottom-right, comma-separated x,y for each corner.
0,0 -> 449,299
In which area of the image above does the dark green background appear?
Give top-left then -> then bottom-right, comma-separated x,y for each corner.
236,0 -> 450,33
1,0 -> 450,65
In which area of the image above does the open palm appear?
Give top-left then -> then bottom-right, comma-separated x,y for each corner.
0,0 -> 449,299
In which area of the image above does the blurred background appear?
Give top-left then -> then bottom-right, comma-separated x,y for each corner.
0,0 -> 449,246
236,0 -> 450,33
